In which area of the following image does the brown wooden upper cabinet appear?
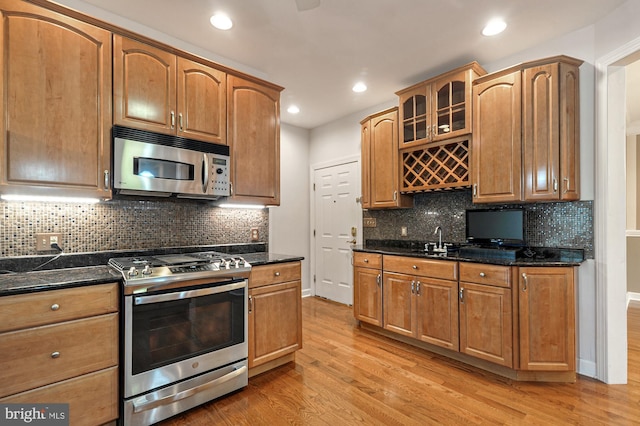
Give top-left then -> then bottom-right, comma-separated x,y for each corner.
396,62 -> 486,148
227,75 -> 282,206
113,35 -> 226,144
0,0 -> 112,199
360,108 -> 412,209
472,56 -> 582,204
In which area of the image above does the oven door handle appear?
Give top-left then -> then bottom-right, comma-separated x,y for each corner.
131,365 -> 248,413
134,281 -> 246,305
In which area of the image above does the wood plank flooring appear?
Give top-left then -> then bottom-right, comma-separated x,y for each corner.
159,298 -> 640,425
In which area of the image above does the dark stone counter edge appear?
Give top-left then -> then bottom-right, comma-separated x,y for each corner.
0,252 -> 304,297
353,246 -> 584,267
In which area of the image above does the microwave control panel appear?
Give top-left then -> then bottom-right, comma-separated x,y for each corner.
210,154 -> 230,196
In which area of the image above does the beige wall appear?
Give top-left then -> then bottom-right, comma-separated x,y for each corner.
628,237 -> 640,293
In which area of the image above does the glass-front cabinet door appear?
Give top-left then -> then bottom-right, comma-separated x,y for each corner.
398,85 -> 430,149
396,62 -> 486,148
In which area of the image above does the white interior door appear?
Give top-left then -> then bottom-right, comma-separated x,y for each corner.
313,161 -> 360,305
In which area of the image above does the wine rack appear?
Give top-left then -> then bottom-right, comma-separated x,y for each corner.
401,137 -> 470,192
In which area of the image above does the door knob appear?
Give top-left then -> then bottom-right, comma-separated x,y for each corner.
347,239 -> 356,244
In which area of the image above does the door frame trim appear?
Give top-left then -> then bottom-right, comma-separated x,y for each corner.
309,155 -> 361,298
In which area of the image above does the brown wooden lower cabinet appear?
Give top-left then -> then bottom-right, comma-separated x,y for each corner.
354,253 -> 577,381
248,262 -> 302,376
0,283 -> 119,425
353,254 -> 383,326
0,367 -> 118,426
518,266 -> 576,371
459,282 -> 513,367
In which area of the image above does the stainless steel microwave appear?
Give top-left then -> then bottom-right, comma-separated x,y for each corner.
113,126 -> 230,200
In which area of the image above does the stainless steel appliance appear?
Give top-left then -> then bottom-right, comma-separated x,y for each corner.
112,126 -> 230,200
109,252 -> 251,425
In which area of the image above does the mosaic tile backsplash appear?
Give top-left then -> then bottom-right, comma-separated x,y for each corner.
0,199 -> 269,257
363,189 -> 594,259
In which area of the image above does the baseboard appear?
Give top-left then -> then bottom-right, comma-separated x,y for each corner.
302,288 -> 313,298
578,358 -> 597,378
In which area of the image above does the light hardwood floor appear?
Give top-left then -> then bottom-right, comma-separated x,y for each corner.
159,298 -> 640,425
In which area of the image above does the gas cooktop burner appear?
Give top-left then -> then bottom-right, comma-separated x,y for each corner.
108,251 -> 252,292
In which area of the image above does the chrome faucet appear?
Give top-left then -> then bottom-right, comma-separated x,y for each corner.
433,226 -> 446,253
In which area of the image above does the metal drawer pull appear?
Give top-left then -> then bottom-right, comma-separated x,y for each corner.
51,352 -> 60,359
479,272 -> 486,278
274,272 -> 280,277
376,274 -> 381,286
459,288 -> 464,303
132,365 -> 247,414
412,265 -> 417,270
411,281 -> 415,294
522,273 -> 528,291
416,281 -> 421,295
50,303 -> 60,311
364,258 -> 369,263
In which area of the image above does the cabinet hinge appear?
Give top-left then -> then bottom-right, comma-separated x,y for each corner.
313,183 -> 316,191
313,229 -> 316,237
313,275 -> 316,283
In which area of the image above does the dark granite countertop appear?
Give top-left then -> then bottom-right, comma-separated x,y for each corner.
241,252 -> 304,266
353,241 -> 584,267
0,245 -> 304,297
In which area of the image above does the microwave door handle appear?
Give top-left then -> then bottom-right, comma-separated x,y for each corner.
202,153 -> 210,194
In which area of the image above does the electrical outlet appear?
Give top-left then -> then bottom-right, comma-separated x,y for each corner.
363,217 -> 376,228
401,226 -> 408,237
250,228 -> 259,241
35,233 -> 62,251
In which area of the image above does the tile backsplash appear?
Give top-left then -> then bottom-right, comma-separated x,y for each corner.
363,189 -> 594,259
1,199 -> 269,257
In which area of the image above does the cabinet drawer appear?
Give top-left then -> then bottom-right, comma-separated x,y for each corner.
0,282 -> 119,333
0,313 -> 118,398
353,252 -> 382,269
1,366 -> 118,426
383,255 -> 457,280
250,262 -> 301,288
459,263 -> 511,288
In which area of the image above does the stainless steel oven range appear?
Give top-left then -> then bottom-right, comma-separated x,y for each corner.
108,252 -> 251,426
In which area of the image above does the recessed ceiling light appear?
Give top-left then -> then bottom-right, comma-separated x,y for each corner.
482,18 -> 506,36
210,13 -> 233,30
352,82 -> 367,93
287,105 -> 300,114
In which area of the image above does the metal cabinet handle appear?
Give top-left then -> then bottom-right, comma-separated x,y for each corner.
50,303 -> 60,311
411,281 -> 415,294
459,288 -> 464,303
274,272 -> 280,277
416,281 -> 421,296
522,273 -> 528,291
248,295 -> 253,313
179,113 -> 184,131
104,170 -> 110,190
553,178 -> 558,193
170,111 -> 175,129
564,177 -> 570,193
364,258 -> 369,263
393,191 -> 397,201
473,184 -> 478,198
479,272 -> 486,278
51,351 -> 60,359
376,274 -> 381,286
412,265 -> 418,270
432,124 -> 437,139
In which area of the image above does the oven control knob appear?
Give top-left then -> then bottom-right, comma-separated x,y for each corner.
128,267 -> 138,277
234,259 -> 240,268
142,265 -> 153,275
224,260 -> 231,269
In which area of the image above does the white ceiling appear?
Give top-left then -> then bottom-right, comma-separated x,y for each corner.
71,0 -> 626,129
